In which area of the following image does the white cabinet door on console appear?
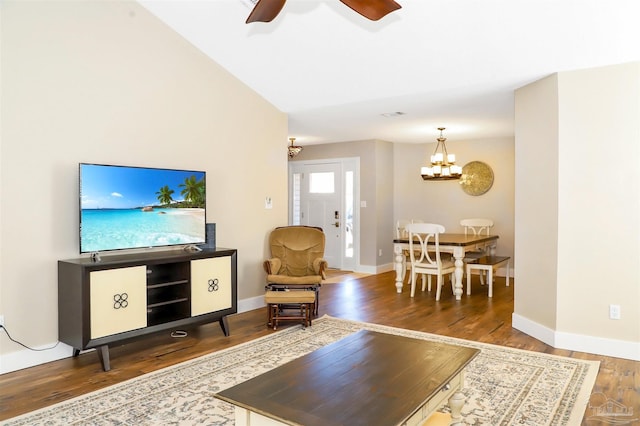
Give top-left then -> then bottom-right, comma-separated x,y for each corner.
191,257 -> 232,316
90,266 -> 147,339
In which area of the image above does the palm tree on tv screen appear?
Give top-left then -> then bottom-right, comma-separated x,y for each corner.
179,175 -> 205,208
156,185 -> 175,206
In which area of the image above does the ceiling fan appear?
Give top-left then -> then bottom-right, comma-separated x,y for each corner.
246,0 -> 402,23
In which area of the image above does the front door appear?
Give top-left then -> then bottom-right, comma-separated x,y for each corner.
289,158 -> 358,270
301,163 -> 342,267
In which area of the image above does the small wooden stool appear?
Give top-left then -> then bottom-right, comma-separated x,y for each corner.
265,290 -> 316,330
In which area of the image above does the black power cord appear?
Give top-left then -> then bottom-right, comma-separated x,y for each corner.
0,324 -> 60,351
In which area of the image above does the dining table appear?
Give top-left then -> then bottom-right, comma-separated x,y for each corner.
393,233 -> 499,300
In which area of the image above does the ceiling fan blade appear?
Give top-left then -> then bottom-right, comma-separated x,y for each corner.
339,0 -> 401,21
246,0 -> 287,23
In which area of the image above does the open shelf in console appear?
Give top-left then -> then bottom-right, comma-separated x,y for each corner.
146,262 -> 190,326
146,262 -> 189,286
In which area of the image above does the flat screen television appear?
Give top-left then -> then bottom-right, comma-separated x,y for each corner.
79,163 -> 206,254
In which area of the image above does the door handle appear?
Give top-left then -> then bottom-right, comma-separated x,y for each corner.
334,222 -> 340,228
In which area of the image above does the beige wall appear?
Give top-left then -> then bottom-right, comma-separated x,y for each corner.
557,63 -> 640,343
515,62 -> 640,360
513,75 -> 560,330
0,1 -> 287,372
375,140 -> 395,267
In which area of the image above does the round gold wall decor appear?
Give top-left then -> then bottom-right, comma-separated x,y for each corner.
459,161 -> 494,196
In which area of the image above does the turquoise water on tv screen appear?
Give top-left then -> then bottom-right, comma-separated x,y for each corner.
80,208 -> 205,253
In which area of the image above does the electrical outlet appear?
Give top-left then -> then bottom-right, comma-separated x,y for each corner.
378,249 -> 383,257
609,304 -> 621,320
0,314 -> 4,327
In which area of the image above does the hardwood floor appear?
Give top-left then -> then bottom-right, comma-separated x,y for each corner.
1,271 -> 638,425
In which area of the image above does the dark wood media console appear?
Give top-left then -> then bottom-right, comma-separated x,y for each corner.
58,248 -> 237,371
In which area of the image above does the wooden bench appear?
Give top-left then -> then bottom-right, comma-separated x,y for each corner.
265,290 -> 316,330
466,255 -> 510,297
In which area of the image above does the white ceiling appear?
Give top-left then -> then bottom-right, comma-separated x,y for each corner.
139,0 -> 640,146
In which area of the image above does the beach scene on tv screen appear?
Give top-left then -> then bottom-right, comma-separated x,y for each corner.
80,164 -> 206,253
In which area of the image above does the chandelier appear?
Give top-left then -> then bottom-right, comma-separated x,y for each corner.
288,137 -> 302,159
420,128 -> 462,180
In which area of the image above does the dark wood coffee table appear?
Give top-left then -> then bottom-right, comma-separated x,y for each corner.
215,330 -> 479,426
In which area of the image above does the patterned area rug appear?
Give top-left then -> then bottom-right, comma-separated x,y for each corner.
4,316 -> 599,425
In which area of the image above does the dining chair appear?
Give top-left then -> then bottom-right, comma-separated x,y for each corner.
405,223 -> 455,300
395,219 -> 426,239
395,219 -> 412,239
460,218 -> 494,284
395,219 -> 412,284
396,219 -> 427,284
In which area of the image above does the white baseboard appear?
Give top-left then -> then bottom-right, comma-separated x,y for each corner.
512,313 -> 640,361
356,263 -> 394,275
356,264 -> 378,274
238,295 -> 265,313
0,341 -> 74,374
375,262 -> 395,274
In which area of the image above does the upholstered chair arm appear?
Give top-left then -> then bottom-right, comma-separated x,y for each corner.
263,258 -> 282,275
313,258 -> 329,279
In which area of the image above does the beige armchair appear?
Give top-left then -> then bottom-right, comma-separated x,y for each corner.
264,226 -> 328,315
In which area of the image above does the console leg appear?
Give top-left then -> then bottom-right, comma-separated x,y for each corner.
448,390 -> 466,424
96,345 -> 111,371
219,316 -> 230,336
73,348 -> 80,357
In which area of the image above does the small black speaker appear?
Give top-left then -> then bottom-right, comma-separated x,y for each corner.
200,223 -> 216,249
